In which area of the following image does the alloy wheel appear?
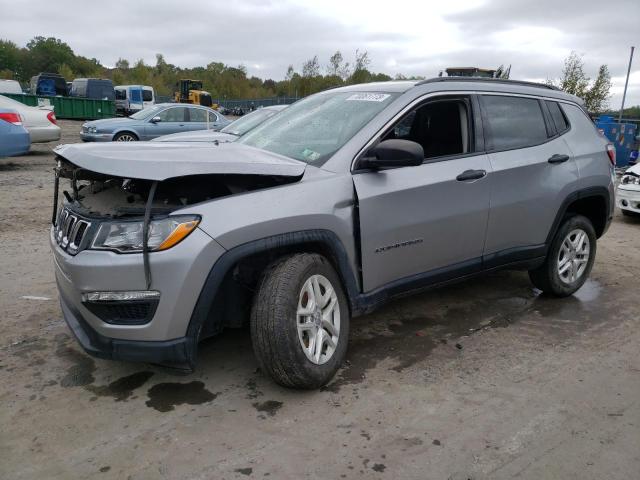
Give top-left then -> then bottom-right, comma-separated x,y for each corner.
296,274 -> 340,365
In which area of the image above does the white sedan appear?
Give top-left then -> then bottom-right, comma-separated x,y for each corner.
0,94 -> 61,143
617,163 -> 640,216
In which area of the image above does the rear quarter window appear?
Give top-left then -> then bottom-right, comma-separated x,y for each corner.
481,95 -> 548,150
546,101 -> 570,134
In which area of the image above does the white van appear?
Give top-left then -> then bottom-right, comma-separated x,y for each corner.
0,79 -> 23,94
114,85 -> 155,115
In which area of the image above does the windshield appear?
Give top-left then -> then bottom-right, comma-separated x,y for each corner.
129,105 -> 164,120
221,108 -> 280,136
237,91 -> 397,164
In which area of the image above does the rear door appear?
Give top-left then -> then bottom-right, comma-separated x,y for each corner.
353,95 -> 492,292
479,94 -> 578,266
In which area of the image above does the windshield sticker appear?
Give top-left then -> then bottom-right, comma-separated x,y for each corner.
301,148 -> 321,161
346,93 -> 390,102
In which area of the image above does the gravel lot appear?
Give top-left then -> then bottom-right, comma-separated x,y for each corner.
1,120 -> 639,479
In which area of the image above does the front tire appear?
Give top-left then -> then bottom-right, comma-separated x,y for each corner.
528,215 -> 596,297
113,131 -> 138,142
250,253 -> 349,389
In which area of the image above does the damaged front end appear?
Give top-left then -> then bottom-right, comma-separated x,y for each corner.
51,141 -> 306,370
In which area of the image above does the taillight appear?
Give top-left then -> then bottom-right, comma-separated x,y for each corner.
0,112 -> 22,125
47,111 -> 57,125
606,144 -> 616,167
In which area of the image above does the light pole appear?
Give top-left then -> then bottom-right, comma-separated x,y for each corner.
618,46 -> 635,123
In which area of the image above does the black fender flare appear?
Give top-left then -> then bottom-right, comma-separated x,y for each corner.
184,229 -> 361,359
544,186 -> 612,248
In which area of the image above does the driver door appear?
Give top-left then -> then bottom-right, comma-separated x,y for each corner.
143,106 -> 188,140
353,96 -> 492,292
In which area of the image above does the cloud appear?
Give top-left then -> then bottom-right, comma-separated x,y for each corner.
1,0 -> 638,106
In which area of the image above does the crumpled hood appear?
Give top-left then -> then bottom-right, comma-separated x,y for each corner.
626,163 -> 640,176
152,130 -> 237,143
54,141 -> 306,180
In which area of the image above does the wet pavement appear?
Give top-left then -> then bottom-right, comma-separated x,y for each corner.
0,122 -> 639,479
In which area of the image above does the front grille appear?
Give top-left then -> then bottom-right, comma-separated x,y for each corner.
54,208 -> 92,255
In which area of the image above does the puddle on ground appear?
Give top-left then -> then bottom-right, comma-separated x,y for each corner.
145,381 -> 217,412
86,371 -> 154,401
56,345 -> 96,388
252,400 -> 283,417
325,273 -> 612,391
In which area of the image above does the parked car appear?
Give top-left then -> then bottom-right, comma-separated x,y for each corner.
80,104 -> 230,142
0,79 -> 23,94
114,85 -> 155,115
0,95 -> 61,143
0,108 -> 30,157
153,105 -> 287,142
617,163 -> 640,216
51,78 -> 615,389
30,73 -> 67,97
70,78 -> 115,101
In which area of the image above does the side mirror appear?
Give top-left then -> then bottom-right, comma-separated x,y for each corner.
150,116 -> 162,123
361,139 -> 424,170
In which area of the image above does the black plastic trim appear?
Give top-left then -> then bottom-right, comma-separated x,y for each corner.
186,230 -> 362,344
58,284 -> 192,370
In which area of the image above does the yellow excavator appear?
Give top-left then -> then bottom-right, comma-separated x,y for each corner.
174,79 -> 214,107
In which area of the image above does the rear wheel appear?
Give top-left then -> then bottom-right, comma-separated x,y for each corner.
528,215 -> 596,297
250,253 -> 349,389
113,132 -> 138,142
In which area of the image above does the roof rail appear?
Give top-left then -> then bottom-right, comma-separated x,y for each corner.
416,77 -> 560,91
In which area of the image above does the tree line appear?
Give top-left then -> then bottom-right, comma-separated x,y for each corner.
0,36 -> 620,113
0,37 -> 418,100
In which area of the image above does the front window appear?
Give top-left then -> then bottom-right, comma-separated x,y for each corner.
129,105 -> 164,120
222,108 -> 279,136
237,91 -> 397,164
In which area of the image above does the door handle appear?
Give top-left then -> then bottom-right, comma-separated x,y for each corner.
548,154 -> 570,164
456,169 -> 487,182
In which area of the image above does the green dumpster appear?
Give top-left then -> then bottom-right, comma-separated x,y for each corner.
2,94 -> 115,120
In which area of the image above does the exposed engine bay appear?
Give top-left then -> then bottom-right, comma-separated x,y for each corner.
55,156 -> 302,219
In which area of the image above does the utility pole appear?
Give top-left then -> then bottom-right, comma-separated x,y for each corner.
618,46 -> 635,122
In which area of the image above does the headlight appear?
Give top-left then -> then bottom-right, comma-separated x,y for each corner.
621,174 -> 640,185
91,215 -> 200,253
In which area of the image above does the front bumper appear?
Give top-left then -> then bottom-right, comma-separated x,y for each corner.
51,225 -> 226,364
80,131 -> 113,142
59,285 -> 193,368
617,186 -> 640,213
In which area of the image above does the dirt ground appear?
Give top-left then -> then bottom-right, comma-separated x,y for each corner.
1,120 -> 639,479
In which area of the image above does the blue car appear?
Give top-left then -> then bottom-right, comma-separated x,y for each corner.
80,103 -> 231,142
0,108 -> 30,157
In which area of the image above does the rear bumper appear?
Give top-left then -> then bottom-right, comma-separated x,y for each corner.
29,124 -> 61,143
58,285 -> 193,369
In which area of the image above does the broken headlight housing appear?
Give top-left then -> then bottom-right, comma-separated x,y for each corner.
91,215 -> 200,253
621,174 -> 640,186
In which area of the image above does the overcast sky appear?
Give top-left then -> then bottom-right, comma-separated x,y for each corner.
2,0 -> 638,107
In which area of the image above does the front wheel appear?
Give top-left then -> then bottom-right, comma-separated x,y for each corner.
250,253 -> 349,389
113,132 -> 138,142
528,215 -> 596,297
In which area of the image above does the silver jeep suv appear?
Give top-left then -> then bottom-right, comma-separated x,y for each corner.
51,78 -> 615,388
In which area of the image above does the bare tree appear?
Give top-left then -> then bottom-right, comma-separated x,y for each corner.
302,55 -> 320,78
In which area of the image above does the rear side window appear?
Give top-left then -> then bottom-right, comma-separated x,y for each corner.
481,95 -> 548,150
142,90 -> 153,102
546,101 -> 569,134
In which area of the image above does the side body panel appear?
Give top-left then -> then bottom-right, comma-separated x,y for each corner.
353,154 -> 492,292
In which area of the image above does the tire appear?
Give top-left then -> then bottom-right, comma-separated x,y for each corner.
113,131 -> 138,142
250,253 -> 349,389
528,215 -> 596,297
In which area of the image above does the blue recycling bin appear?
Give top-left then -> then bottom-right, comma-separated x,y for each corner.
595,115 -> 638,167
